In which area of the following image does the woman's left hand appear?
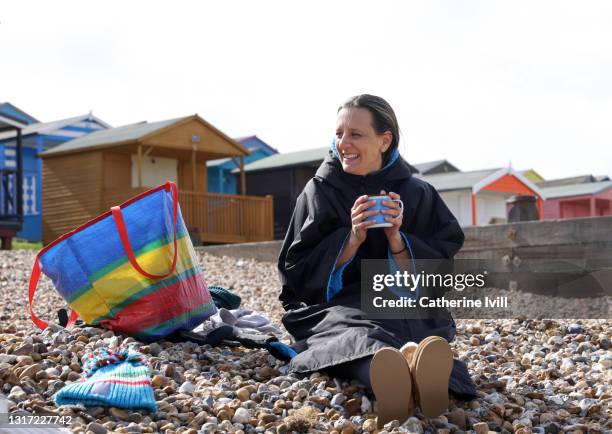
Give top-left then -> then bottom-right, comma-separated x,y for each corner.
380,190 -> 403,242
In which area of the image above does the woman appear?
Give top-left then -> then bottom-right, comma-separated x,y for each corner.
277,94 -> 477,426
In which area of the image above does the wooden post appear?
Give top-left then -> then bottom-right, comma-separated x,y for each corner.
267,194 -> 274,239
537,197 -> 543,220
590,197 -> 596,216
16,128 -> 23,221
559,200 -> 565,219
192,149 -> 197,192
137,144 -> 143,188
471,193 -> 477,226
0,233 -> 13,250
240,156 -> 246,196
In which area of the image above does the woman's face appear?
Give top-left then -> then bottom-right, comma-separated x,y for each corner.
335,107 -> 392,176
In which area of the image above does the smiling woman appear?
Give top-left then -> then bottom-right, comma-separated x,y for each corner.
278,94 -> 477,427
335,94 -> 400,175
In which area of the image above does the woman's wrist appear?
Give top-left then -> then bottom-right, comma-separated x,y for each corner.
348,232 -> 363,248
336,233 -> 361,270
387,233 -> 404,253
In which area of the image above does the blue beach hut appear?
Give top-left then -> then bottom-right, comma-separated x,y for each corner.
0,109 -> 110,241
206,135 -> 278,194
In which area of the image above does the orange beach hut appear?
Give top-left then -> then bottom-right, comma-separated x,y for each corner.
419,167 -> 544,226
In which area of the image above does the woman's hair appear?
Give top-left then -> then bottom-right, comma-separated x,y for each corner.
338,94 -> 400,166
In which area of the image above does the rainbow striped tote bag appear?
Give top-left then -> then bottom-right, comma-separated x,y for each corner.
28,182 -> 217,342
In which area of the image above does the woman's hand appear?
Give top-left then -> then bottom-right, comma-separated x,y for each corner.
350,195 -> 378,245
334,195 -> 377,270
380,190 -> 404,248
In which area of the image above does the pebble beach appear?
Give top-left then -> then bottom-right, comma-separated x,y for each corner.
0,250 -> 610,434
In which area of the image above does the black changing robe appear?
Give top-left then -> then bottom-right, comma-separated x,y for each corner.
277,151 -> 477,399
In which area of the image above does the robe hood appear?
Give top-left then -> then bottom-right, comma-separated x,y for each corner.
315,148 -> 413,195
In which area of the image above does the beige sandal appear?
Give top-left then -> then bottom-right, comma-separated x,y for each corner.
370,347 -> 415,428
401,336 -> 453,418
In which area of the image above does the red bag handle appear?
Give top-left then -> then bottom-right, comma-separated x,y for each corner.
29,253 -> 79,330
111,181 -> 179,280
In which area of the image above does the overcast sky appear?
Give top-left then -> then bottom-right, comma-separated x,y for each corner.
2,1 -> 611,179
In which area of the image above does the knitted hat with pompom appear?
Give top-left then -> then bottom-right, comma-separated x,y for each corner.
54,344 -> 157,412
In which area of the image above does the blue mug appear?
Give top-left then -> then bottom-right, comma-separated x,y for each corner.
365,195 -> 404,228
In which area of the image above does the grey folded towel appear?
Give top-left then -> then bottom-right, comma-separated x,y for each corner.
213,308 -> 283,336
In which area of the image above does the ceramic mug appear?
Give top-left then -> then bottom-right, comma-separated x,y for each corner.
365,195 -> 404,228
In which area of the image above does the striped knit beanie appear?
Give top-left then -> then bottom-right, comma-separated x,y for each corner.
54,345 -> 157,412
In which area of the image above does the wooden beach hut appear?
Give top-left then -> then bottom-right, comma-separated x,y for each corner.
540,181 -> 612,219
419,167 -> 545,226
40,115 -> 274,245
0,104 -> 27,249
0,111 -> 111,242
237,147 -> 329,239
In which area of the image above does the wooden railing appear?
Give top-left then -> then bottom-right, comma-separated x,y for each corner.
102,187 -> 148,210
179,191 -> 274,243
102,188 -> 274,244
0,169 -> 20,219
